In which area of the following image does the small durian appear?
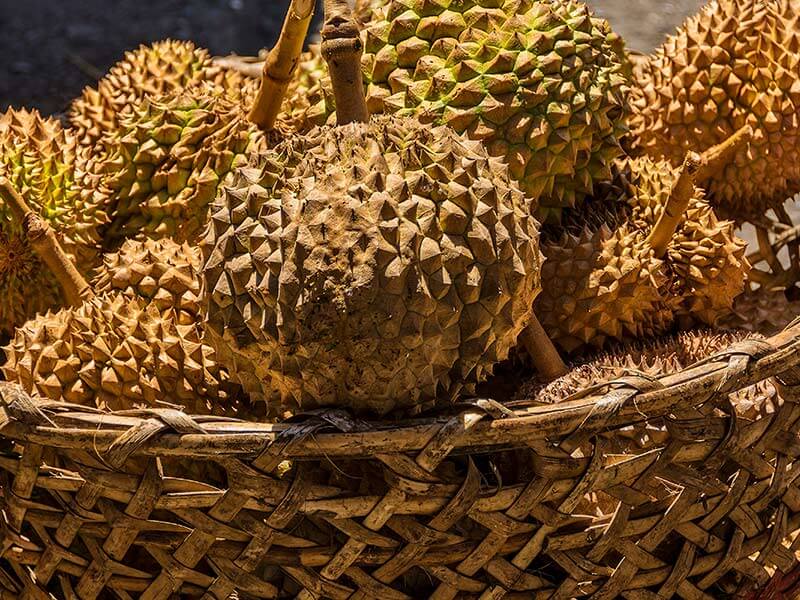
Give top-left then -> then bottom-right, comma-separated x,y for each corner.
70,40 -> 254,146
282,0 -> 630,222
96,87 -> 272,249
0,108 -> 106,334
536,206 -> 674,353
612,155 -> 749,327
2,292 -> 238,416
628,0 -> 800,221
92,238 -> 202,318
201,116 -> 542,415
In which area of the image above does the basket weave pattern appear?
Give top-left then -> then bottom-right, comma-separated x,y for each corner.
0,322 -> 799,598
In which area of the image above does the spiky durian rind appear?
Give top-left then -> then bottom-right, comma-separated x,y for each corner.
283,0 -> 630,222
2,292 -> 240,416
201,116 -> 542,415
628,0 -> 800,220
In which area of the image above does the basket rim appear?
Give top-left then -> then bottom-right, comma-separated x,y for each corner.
1,322 -> 798,461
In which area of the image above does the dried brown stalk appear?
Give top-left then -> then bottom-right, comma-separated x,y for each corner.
521,313 -> 568,381
647,125 -> 753,258
696,124 -> 753,182
248,0 -> 316,130
214,54 -> 264,79
646,153 -> 701,257
0,177 -> 93,306
321,0 -> 369,124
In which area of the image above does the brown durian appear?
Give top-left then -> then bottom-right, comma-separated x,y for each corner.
92,238 -> 201,318
536,203 -> 675,354
2,292 -> 239,416
201,116 -> 542,415
628,0 -> 800,221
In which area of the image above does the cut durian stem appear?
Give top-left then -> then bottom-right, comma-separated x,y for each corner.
647,125 -> 754,258
321,0 -> 369,124
696,124 -> 753,183
0,178 -> 93,307
215,54 -> 264,78
248,0 -> 315,130
521,314 -> 568,381
646,153 -> 700,257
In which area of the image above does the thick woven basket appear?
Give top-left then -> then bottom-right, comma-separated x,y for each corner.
0,320 -> 800,599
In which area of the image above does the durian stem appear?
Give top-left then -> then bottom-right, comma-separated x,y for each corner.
214,54 -> 265,79
521,314 -> 568,381
322,0 -> 369,125
0,177 -> 93,307
696,124 -> 753,183
247,0 -> 316,130
646,154 -> 701,258
645,125 -> 753,258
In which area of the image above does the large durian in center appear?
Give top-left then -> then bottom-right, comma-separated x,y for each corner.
201,116 -> 542,415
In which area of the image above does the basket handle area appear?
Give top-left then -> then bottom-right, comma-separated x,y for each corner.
0,320 -> 799,461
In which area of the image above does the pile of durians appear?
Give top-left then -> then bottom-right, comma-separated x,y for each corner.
0,0 -> 794,419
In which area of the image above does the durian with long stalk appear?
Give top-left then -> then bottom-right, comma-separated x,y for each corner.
93,1 -> 317,250
0,178 -> 94,309
2,231 -> 243,416
0,109 -> 105,335
70,40 -> 257,147
632,131 -> 751,326
536,129 -> 750,353
201,0 -> 564,415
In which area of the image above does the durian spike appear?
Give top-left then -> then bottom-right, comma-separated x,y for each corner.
248,0 -> 316,130
646,153 -> 700,257
321,0 -> 369,124
0,178 -> 93,306
696,124 -> 753,183
521,313 -> 568,381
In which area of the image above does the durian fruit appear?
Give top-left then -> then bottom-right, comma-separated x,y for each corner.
201,116 -> 542,415
536,148 -> 749,354
282,0 -> 630,222
628,0 -> 800,221
0,108 -> 106,334
70,40 -> 254,146
92,238 -> 202,318
613,155 -> 749,326
520,329 -> 776,419
2,292 -> 238,416
96,86 -> 271,249
535,205 -> 675,353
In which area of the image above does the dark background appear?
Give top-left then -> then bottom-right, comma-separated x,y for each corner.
0,0 -> 705,116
